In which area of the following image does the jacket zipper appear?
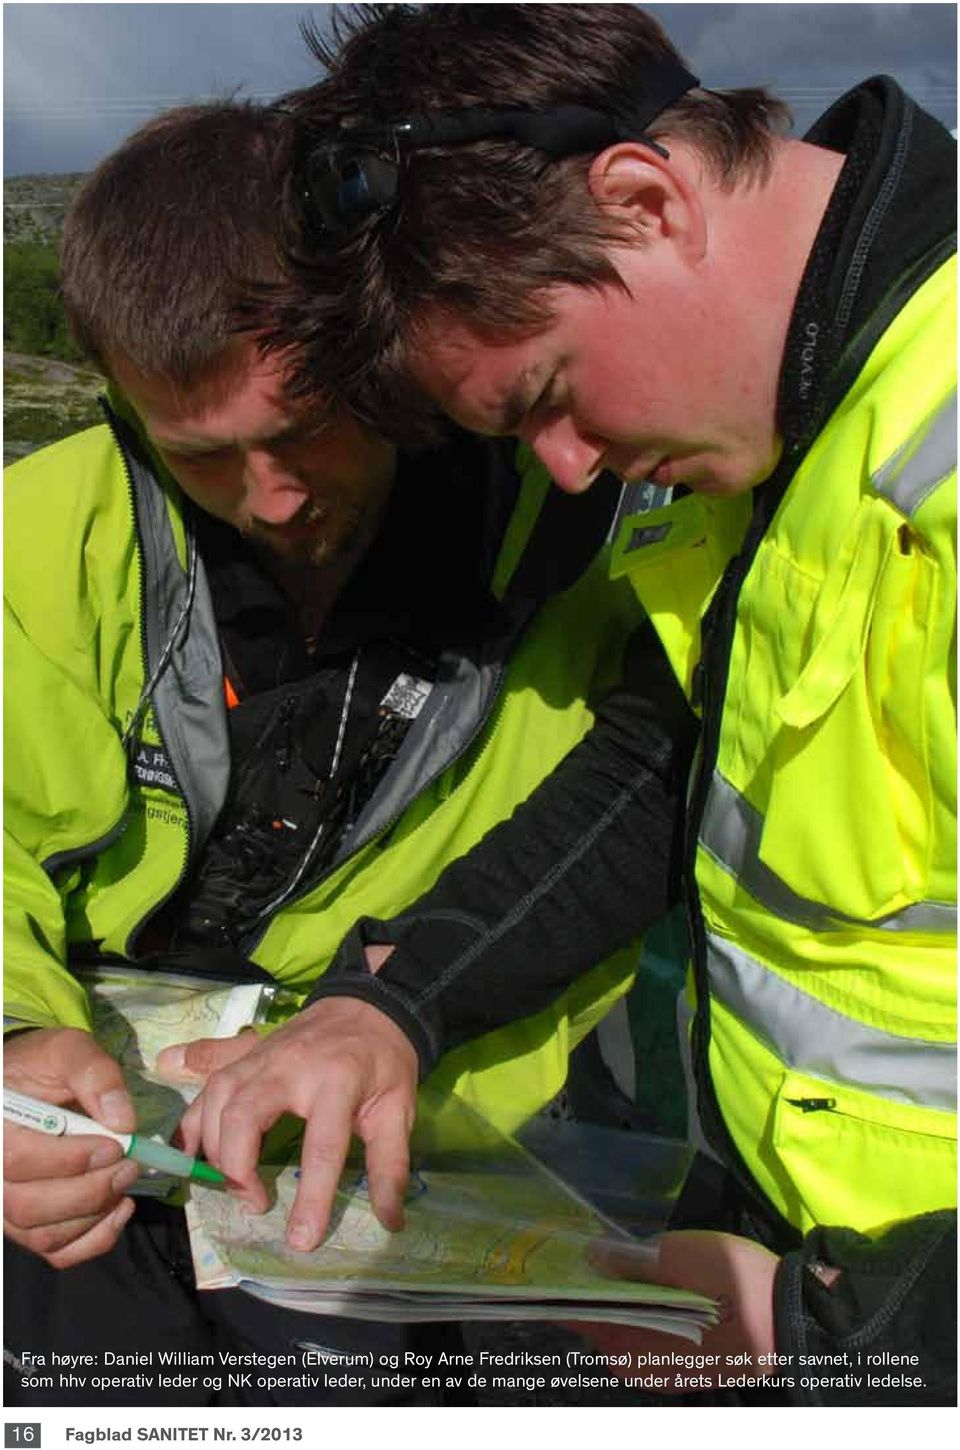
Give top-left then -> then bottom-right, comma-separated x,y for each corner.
683,463 -> 802,1245
99,402 -> 195,955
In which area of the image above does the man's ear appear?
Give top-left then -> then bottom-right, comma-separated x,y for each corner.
587,143 -> 706,261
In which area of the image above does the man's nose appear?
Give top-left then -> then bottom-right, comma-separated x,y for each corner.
243,450 -> 310,524
525,416 -> 605,494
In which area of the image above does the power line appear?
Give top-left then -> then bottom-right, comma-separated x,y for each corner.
5,90 -> 289,119
6,83 -> 955,123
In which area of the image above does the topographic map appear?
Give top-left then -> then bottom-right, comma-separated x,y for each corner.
84,971 -> 714,1335
186,1098 -> 716,1337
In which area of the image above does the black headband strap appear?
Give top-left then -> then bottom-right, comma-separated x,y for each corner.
338,59 -> 699,156
297,59 -> 700,236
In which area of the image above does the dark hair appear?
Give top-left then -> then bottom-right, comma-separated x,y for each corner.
256,4 -> 791,442
61,101 -> 286,384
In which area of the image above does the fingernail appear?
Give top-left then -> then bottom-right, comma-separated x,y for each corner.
111,1161 -> 141,1192
97,1090 -> 132,1131
112,1197 -> 136,1230
89,1140 -> 123,1169
158,1046 -> 185,1073
287,1223 -> 314,1251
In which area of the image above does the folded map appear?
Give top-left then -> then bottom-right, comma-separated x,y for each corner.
186,1090 -> 716,1340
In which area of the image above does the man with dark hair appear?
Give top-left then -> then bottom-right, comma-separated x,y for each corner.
266,1 -> 792,435
4,97 -> 651,1407
177,5 -> 956,1406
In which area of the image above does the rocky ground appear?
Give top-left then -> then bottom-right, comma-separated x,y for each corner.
4,172 -> 86,246
4,350 -> 104,465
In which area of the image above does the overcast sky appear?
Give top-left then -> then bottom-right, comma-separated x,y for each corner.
3,3 -> 956,177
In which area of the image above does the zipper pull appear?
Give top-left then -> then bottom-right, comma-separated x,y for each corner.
786,1096 -> 837,1113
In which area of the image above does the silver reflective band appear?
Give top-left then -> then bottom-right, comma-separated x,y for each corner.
706,933 -> 957,1113
700,771 -> 956,934
871,390 -> 957,517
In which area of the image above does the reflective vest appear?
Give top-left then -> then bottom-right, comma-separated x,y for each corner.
612,255 -> 957,1234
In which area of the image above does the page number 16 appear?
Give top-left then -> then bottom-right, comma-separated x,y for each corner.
5,1426 -> 41,1446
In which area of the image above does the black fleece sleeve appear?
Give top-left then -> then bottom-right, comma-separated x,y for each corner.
306,619 -> 698,1074
775,1209 -> 957,1407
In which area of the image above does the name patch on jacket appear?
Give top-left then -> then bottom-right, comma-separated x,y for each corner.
131,742 -> 178,794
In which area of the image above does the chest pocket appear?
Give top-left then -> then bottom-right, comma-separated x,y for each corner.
735,496 -> 938,923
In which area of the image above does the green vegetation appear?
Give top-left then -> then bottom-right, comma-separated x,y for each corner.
3,234 -> 103,465
4,177 -> 104,464
4,242 -> 82,360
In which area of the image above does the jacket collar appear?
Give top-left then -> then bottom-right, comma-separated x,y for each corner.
776,76 -> 956,461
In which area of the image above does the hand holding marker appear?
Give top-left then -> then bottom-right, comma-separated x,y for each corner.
3,1087 -> 226,1185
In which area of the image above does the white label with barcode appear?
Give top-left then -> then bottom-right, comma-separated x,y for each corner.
380,673 -> 433,720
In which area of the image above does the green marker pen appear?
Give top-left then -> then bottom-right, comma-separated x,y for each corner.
3,1086 -> 225,1185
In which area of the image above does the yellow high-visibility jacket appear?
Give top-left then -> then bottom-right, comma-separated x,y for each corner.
613,255 -> 956,1234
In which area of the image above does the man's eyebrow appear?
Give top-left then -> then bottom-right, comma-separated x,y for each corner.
491,366 -> 545,434
153,415 -> 326,455
152,433 -> 229,455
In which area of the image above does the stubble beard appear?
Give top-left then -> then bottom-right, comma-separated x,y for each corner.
244,494 -> 369,575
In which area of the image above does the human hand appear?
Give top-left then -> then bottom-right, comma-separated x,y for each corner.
3,1027 -> 139,1268
156,995 -> 418,1251
569,1230 -> 780,1389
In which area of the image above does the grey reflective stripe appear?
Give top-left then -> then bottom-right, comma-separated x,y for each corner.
871,391 -> 956,517
707,933 -> 957,1112
129,449 -> 229,856
622,479 -> 672,516
700,771 -> 956,934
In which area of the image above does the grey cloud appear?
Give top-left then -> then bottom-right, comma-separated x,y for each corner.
650,3 -> 955,127
685,2 -> 954,71
3,3 -> 333,174
3,3 -> 956,176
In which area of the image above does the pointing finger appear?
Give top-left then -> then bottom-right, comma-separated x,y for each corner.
285,1103 -> 357,1251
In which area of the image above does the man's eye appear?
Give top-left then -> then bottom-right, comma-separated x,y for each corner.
529,377 -> 561,419
163,447 -> 229,467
